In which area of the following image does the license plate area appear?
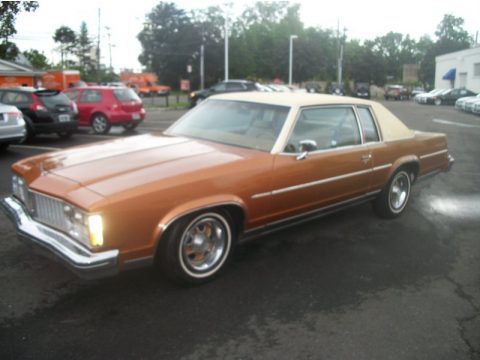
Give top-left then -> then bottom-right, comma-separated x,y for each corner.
132,113 -> 140,120
59,114 -> 70,122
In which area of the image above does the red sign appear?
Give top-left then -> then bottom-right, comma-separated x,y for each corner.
180,79 -> 190,91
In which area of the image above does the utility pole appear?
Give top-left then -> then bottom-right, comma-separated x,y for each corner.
200,44 -> 205,90
96,8 -> 101,83
105,26 -> 113,72
224,16 -> 229,81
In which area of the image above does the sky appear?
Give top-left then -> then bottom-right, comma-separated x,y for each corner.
12,0 -> 480,72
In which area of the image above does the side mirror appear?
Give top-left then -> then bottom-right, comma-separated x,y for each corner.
296,139 -> 317,160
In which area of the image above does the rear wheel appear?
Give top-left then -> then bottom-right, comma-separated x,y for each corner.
158,210 -> 236,284
373,169 -> 412,219
435,98 -> 442,106
91,114 -> 111,134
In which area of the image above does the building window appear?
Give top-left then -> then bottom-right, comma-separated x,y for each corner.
474,63 -> 480,77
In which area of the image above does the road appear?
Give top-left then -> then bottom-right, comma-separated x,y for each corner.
0,101 -> 479,360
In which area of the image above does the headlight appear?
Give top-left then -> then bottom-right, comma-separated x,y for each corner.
12,175 -> 28,204
189,92 -> 196,98
64,205 -> 104,248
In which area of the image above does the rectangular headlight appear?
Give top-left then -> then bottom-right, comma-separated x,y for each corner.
64,205 -> 104,249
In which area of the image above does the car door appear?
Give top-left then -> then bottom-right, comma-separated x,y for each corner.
77,89 -> 103,126
263,105 -> 373,223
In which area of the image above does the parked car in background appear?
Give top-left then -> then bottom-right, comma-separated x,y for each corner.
384,85 -> 409,100
411,87 -> 426,97
1,93 -> 453,284
473,102 -> 480,115
305,83 -> 322,93
455,94 -> 480,111
354,82 -> 370,99
415,89 -> 447,104
430,88 -> 476,106
189,80 -> 261,107
267,84 -> 292,92
64,86 -> 145,134
328,83 -> 345,96
0,87 -> 78,139
0,103 -> 26,151
464,96 -> 480,113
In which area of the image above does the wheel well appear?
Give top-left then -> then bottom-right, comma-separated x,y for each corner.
90,112 -> 107,125
400,161 -> 419,183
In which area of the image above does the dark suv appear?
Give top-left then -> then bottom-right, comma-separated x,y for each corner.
0,87 -> 78,139
189,80 -> 260,107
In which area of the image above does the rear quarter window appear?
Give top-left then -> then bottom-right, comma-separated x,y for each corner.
113,88 -> 140,102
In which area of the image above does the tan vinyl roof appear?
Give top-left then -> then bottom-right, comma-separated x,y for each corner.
212,92 -> 374,107
211,92 -> 414,143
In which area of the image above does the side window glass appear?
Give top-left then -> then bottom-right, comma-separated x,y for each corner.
79,90 -> 102,103
65,90 -> 79,101
284,107 -> 361,153
212,83 -> 226,91
2,91 -> 31,105
226,83 -> 244,90
357,107 -> 379,142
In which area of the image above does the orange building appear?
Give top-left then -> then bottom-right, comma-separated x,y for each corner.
0,59 -> 44,88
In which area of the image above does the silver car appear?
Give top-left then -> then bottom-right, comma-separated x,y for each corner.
0,102 -> 26,151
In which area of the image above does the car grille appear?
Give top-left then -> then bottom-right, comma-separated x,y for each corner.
30,192 -> 69,231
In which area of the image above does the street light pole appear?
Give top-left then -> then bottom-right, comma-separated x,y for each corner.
288,35 -> 298,86
224,17 -> 229,81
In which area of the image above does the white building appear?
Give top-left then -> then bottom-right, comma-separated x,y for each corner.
435,47 -> 480,93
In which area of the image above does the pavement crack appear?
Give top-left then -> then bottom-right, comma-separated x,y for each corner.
446,276 -> 480,359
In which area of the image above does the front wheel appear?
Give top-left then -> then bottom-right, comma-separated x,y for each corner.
435,98 -> 442,106
158,210 -> 236,284
373,169 -> 412,219
91,114 -> 111,134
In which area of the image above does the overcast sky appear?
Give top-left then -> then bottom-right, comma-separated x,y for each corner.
12,0 -> 480,72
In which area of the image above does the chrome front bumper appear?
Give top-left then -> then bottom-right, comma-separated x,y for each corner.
0,196 -> 119,279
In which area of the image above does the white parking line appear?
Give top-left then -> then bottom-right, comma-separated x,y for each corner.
433,118 -> 480,129
10,144 -> 60,151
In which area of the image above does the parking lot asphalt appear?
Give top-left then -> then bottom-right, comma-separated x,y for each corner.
0,100 -> 479,359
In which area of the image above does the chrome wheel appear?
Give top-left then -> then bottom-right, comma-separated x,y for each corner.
179,213 -> 231,278
91,114 -> 110,134
388,171 -> 410,213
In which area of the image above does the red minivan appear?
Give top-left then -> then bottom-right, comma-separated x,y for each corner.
64,86 -> 146,134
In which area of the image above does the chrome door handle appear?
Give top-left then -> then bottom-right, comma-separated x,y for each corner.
361,154 -> 372,161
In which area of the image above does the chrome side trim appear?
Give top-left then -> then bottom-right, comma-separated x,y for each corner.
372,164 -> 392,171
242,191 -> 380,242
251,163 -> 392,199
419,149 -> 448,159
272,168 -> 372,195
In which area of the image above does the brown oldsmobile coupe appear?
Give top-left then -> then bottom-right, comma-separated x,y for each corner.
1,93 -> 454,284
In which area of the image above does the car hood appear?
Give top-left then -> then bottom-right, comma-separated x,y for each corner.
26,134 -> 251,198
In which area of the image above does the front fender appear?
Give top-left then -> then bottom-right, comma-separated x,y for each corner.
152,194 -> 247,245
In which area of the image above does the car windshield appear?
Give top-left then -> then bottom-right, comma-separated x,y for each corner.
167,100 -> 290,152
113,88 -> 141,102
35,90 -> 71,107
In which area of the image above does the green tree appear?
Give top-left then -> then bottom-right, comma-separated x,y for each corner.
22,49 -> 49,69
0,1 -> 39,60
138,2 -> 200,87
53,26 -> 77,68
75,22 -> 95,79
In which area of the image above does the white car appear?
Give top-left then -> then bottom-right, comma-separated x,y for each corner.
463,95 -> 480,113
455,94 -> 480,111
415,89 -> 446,104
0,102 -> 26,151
